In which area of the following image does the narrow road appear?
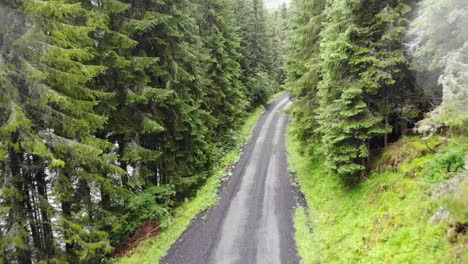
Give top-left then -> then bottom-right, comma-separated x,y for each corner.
162,95 -> 299,264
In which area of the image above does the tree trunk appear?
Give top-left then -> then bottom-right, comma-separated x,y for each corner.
25,186 -> 41,257
9,133 -> 33,264
384,113 -> 388,148
118,138 -> 129,188
61,172 -> 75,262
61,200 -> 75,260
384,97 -> 389,148
35,168 -> 55,260
100,179 -> 111,210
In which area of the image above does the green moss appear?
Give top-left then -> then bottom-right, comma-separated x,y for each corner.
287,123 -> 467,263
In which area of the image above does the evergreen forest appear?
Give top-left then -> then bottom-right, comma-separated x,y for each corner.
0,0 -> 466,263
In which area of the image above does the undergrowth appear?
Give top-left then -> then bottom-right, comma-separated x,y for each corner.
287,124 -> 468,263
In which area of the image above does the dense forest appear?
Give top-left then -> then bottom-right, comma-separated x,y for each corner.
286,0 -> 467,262
0,0 -> 287,262
0,0 -> 466,263
287,0 -> 467,182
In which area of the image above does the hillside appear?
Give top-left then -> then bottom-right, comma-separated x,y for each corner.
288,127 -> 467,263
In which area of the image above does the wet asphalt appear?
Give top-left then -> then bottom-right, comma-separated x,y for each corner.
162,94 -> 299,264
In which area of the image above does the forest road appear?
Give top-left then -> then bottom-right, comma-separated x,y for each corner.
162,94 -> 300,264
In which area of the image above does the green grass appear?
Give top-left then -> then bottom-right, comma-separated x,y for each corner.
117,105 -> 266,264
286,123 -> 468,264
293,206 -> 315,264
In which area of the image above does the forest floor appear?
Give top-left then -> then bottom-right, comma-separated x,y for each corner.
287,124 -> 468,263
118,93 -> 300,264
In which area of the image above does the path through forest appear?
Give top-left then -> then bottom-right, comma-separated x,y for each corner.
162,94 -> 299,264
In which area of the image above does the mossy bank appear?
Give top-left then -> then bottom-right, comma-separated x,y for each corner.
287,123 -> 467,263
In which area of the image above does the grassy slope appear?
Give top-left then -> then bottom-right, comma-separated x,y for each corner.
287,123 -> 467,263
118,93 -> 285,263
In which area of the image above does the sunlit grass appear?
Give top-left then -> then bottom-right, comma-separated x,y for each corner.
286,123 -> 467,263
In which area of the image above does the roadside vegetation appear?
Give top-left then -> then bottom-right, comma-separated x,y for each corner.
287,124 -> 467,263
286,0 -> 467,262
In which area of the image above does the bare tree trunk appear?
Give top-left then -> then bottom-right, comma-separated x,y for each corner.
61,200 -> 74,259
384,97 -> 389,148
61,173 -> 75,262
384,113 -> 389,148
118,138 -> 129,188
25,186 -> 41,257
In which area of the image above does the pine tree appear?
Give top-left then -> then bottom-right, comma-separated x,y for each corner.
234,0 -> 276,108
234,0 -> 256,83
117,0 -> 216,197
270,3 -> 289,85
196,0 -> 248,147
285,0 -> 426,181
0,0 -> 128,262
0,5 -> 39,262
286,0 -> 325,149
21,0 -> 130,261
313,0 -> 421,181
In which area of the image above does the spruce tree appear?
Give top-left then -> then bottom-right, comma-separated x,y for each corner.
314,0 -> 422,181
0,5 -> 39,262
118,0 -> 215,196
234,0 -> 276,108
270,4 -> 289,85
0,0 -> 126,262
196,0 -> 248,147
286,0 -> 325,148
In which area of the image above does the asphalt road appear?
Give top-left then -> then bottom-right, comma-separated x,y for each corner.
162,95 -> 299,264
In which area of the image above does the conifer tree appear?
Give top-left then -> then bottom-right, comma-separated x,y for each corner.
270,4 -> 289,85
234,0 -> 277,108
118,0 -> 215,196
286,0 -> 325,148
284,0 -> 427,182
0,0 -> 129,262
196,0 -> 247,147
316,0 -> 390,180
0,5 -> 39,262
234,0 -> 257,82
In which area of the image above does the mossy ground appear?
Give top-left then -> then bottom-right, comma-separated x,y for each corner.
287,123 -> 467,263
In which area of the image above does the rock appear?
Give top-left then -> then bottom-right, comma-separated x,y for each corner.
429,206 -> 454,225
432,170 -> 467,199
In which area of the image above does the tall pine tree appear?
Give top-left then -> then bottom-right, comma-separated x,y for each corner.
234,0 -> 277,108
287,0 -> 426,181
196,0 -> 248,148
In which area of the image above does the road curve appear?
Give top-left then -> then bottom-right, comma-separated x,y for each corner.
162,94 -> 299,264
